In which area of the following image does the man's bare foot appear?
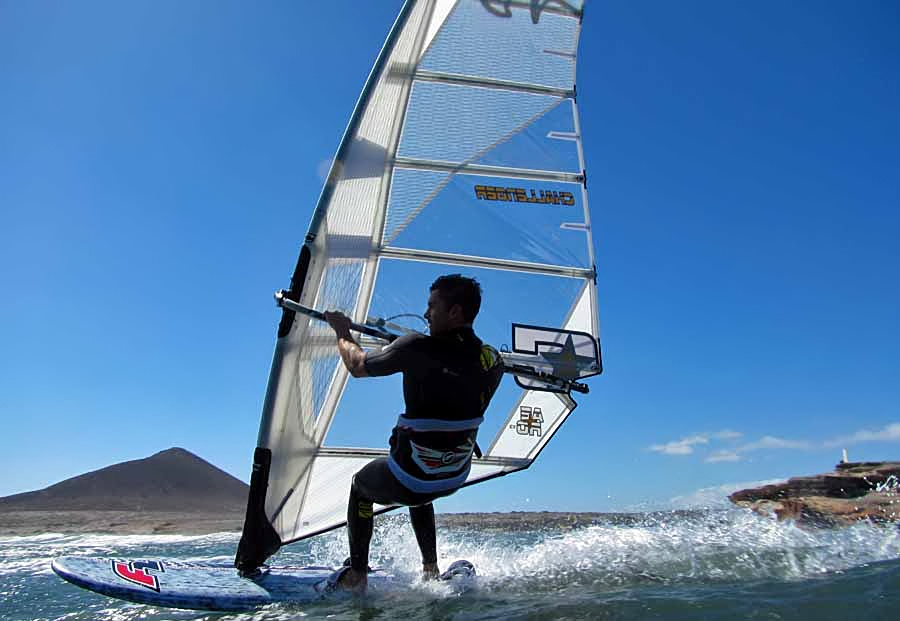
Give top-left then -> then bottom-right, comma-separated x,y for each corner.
338,567 -> 368,593
422,562 -> 440,581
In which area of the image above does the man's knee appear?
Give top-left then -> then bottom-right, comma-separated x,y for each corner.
350,477 -> 374,519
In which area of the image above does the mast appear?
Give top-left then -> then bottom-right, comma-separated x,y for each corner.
234,0 -> 425,573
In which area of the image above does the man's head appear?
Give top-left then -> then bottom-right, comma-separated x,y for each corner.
425,274 -> 482,335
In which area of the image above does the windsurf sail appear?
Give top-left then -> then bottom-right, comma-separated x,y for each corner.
236,0 -> 600,572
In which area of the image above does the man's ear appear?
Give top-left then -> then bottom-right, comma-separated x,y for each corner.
449,303 -> 464,321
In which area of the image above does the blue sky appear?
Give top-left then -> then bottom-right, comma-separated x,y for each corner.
1,1 -> 898,513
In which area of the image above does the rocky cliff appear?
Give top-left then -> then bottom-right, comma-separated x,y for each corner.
729,461 -> 900,527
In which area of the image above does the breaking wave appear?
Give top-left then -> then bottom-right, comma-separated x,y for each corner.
3,509 -> 900,620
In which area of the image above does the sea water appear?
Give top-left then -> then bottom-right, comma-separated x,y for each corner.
2,509 -> 899,620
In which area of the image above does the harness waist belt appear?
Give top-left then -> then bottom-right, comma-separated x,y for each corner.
387,457 -> 471,494
396,415 -> 483,432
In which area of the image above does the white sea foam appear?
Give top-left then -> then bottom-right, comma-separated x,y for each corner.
420,509 -> 900,588
4,510 -> 900,620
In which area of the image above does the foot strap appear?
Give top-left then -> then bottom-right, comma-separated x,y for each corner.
320,565 -> 352,593
439,559 -> 476,581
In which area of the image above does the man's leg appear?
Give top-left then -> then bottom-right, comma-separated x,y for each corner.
343,458 -> 454,588
409,503 -> 439,580
341,458 -> 400,591
343,477 -> 374,592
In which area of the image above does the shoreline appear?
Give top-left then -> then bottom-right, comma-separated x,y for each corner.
0,509 -> 708,537
0,510 -> 246,536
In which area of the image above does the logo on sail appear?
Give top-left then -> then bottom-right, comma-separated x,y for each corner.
513,406 -> 543,437
474,185 -> 575,206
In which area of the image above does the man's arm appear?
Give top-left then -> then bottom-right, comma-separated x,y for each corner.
480,344 -> 505,409
324,311 -> 369,378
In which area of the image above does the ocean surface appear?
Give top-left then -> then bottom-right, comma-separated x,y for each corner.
3,508 -> 900,620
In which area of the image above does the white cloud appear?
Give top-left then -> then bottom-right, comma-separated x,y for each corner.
706,450 -> 741,463
649,434 -> 708,455
702,435 -> 810,463
823,422 -> 900,448
651,429 -> 813,463
651,421 -> 900,465
648,431 -> 743,456
649,440 -> 702,455
740,436 -> 811,451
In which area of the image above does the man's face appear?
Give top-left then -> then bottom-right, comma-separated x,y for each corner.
424,289 -> 458,335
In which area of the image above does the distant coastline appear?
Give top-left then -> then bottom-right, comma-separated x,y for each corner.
0,510 -> 246,536
0,447 -> 708,537
0,510 -> 706,537
0,447 -> 694,537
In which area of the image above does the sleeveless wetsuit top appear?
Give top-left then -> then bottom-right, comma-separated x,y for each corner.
364,326 -> 504,494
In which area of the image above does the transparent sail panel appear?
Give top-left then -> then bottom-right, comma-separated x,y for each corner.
289,452 -> 391,542
475,101 -> 579,171
398,82 -> 575,171
384,170 -> 589,267
420,0 -> 581,89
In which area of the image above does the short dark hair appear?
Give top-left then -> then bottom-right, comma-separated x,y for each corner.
430,274 -> 482,323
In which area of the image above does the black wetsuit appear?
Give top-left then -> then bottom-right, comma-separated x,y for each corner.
347,326 -> 503,572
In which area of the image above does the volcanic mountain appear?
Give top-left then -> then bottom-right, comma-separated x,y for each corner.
0,447 -> 249,513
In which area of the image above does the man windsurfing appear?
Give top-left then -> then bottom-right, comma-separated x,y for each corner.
323,274 -> 504,593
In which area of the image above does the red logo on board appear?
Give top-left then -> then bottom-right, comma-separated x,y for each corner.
111,560 -> 165,592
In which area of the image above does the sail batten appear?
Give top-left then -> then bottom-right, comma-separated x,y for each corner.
394,157 -> 583,182
237,0 -> 597,571
381,246 -> 594,278
414,69 -> 575,98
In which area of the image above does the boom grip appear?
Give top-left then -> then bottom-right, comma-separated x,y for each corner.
274,291 -> 397,342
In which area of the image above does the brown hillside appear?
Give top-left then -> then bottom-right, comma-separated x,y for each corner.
0,447 -> 249,513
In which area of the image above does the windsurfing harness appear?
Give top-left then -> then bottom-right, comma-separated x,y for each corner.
364,327 -> 504,494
